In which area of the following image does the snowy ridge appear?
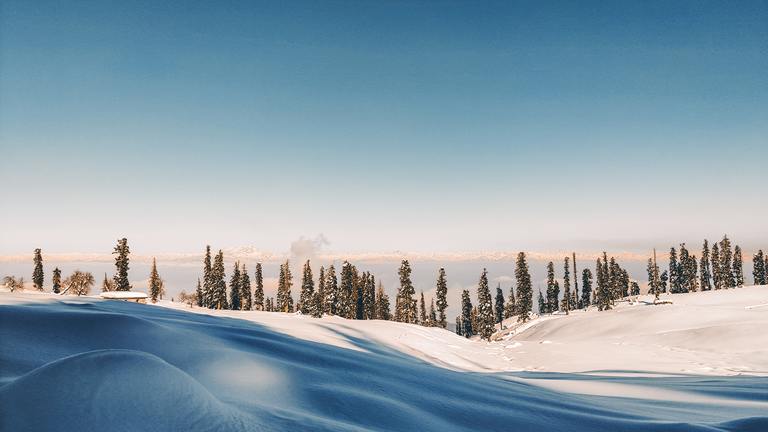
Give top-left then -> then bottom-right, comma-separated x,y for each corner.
2,287 -> 768,431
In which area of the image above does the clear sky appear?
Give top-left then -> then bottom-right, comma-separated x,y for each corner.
1,0 -> 767,256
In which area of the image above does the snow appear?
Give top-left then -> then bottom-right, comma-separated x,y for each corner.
99,290 -> 148,299
1,286 -> 768,431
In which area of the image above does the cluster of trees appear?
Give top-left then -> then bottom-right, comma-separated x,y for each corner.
455,252 -> 534,341
647,236 -> 758,299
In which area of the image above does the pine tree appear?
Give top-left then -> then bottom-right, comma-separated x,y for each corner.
677,244 -> 691,293
700,240 -> 712,291
364,274 -> 376,319
253,263 -> 264,311
733,245 -> 744,287
504,285 -> 516,318
545,261 -> 558,313
429,298 -> 437,326
355,270 -> 365,320
647,258 -> 657,296
240,265 -> 252,310
52,267 -> 62,294
711,243 -> 722,289
229,262 -> 241,310
325,264 -> 338,315
101,273 -> 114,292
340,261 -> 356,319
562,257 -> 571,314
572,253 -> 580,309
660,270 -> 668,293
276,260 -> 294,313
435,268 -> 448,328
460,289 -> 473,337
419,291 -> 427,325
375,281 -> 391,320
720,235 -> 734,288
149,257 -> 163,303
455,316 -> 463,336
112,238 -> 131,291
476,269 -> 495,340
299,260 -> 315,315
396,260 -> 417,323
669,247 -> 680,294
515,252 -> 533,321
537,290 -> 546,315
195,278 -> 203,307
580,268 -> 592,307
316,266 -> 326,315
494,284 -> 505,327
32,248 -> 44,291
210,250 -> 228,309
202,246 -> 212,308
753,250 -> 766,285
630,281 -> 640,296
595,256 -> 612,311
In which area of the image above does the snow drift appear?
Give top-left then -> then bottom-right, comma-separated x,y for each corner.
1,287 -> 767,431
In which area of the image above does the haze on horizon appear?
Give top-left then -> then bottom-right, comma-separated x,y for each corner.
1,1 -> 767,257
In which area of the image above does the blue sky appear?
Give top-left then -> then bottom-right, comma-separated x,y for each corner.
1,0 -> 767,255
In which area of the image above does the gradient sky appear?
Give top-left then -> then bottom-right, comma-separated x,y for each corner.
1,0 -> 767,256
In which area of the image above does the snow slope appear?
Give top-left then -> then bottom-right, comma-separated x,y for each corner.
1,287 -> 767,431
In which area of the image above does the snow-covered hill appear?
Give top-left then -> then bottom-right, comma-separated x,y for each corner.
1,287 -> 767,431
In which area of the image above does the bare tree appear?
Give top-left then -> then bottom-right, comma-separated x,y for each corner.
62,271 -> 95,296
178,290 -> 198,307
2,276 -> 25,292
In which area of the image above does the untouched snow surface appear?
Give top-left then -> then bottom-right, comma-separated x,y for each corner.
1,286 -> 768,431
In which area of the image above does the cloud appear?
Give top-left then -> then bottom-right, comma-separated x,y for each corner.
290,234 -> 330,261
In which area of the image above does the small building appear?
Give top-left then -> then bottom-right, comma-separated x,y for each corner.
99,291 -> 149,303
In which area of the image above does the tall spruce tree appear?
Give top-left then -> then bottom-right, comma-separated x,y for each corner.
595,256 -> 612,311
494,284 -> 505,327
355,270 -> 366,320
52,267 -> 62,294
537,290 -> 546,315
647,258 -> 658,296
418,291 -> 427,325
562,257 -> 571,314
240,265 -> 252,310
339,261 -> 356,319
276,260 -> 294,313
668,247 -> 680,294
753,250 -> 766,285
711,243 -> 722,289
700,240 -> 712,291
375,281 -> 391,320
504,285 -> 516,318
229,262 -> 241,310
202,246 -> 212,307
149,257 -> 163,303
515,252 -> 533,321
316,266 -> 326,315
435,268 -> 448,328
325,264 -> 338,315
572,253 -> 580,309
580,268 -> 592,307
299,260 -> 315,315
720,235 -> 734,288
101,273 -> 114,292
733,245 -> 744,287
545,261 -> 558,313
364,273 -> 376,319
475,269 -> 495,340
630,281 -> 640,296
211,250 -> 228,309
396,260 -> 417,323
32,248 -> 44,291
660,270 -> 668,293
460,289 -> 473,337
196,278 -> 203,307
112,238 -> 131,291
429,298 -> 437,326
253,263 -> 264,311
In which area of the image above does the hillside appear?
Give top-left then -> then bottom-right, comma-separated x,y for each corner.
1,287 -> 767,431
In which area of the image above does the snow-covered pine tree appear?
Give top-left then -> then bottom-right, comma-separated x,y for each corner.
253,263 -> 264,311
149,257 -> 163,303
753,250 -> 766,285
355,270 -> 366,320
660,270 -> 668,293
339,261 -> 356,319
202,245 -> 212,308
733,245 -> 744,287
545,261 -> 557,313
419,291 -> 427,325
429,298 -> 437,326
455,316 -> 463,336
580,268 -> 592,307
375,281 -> 391,320
240,265 -> 252,310
112,238 -> 131,291
504,285 -> 516,318
537,290 -> 546,315
101,273 -> 114,292
52,267 -> 62,294
720,235 -> 734,288
396,260 -> 417,323
363,273 -> 375,319
229,262 -> 241,310
562,257 -> 571,314
608,257 -> 620,301
476,269 -> 494,340
435,268 -> 448,328
316,266 -> 326,315
700,240 -> 712,291
515,252 -> 533,321
494,284 -> 505,328
460,289 -> 473,337
668,247 -> 680,294
711,243 -> 722,289
630,281 -> 640,296
211,250 -> 228,309
325,264 -> 338,315
299,260 -> 315,315
595,257 -> 612,311
196,278 -> 203,307
32,248 -> 44,291
677,244 -> 690,293
647,258 -> 657,296
277,260 -> 294,313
